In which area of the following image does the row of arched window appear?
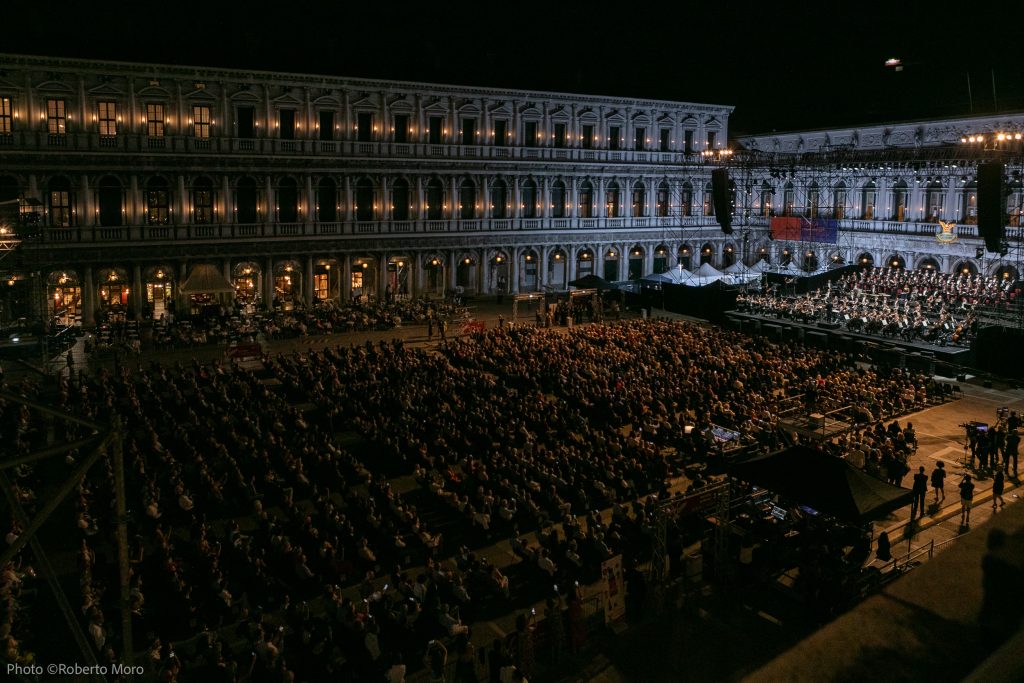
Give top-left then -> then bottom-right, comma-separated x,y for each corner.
33,175 -> 703,226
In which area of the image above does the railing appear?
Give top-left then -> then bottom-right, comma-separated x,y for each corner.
27,216 -> 730,246
1,131 -> 710,165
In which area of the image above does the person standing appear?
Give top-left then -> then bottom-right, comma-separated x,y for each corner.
1005,429 -> 1019,477
930,462 -> 946,503
427,314 -> 434,340
992,470 -> 1005,509
959,474 -> 975,526
911,466 -> 928,519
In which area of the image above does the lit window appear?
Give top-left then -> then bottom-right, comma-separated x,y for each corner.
147,103 -> 165,138
47,99 -> 66,135
98,101 -> 117,137
193,105 -> 211,139
0,97 -> 13,135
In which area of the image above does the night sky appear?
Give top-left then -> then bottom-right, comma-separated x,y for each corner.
5,2 -> 1024,135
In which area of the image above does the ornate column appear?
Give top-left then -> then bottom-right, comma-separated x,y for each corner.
82,266 -> 95,326
132,265 -> 143,321
448,250 -> 458,291
177,175 -> 187,225
507,247 -> 517,293
264,256 -> 274,307
81,174 -> 94,227
342,255 -> 352,302
222,176 -> 233,224
305,175 -> 315,225
482,251 -> 491,294
305,254 -> 315,306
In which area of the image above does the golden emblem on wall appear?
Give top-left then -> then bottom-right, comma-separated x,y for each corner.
936,220 -> 958,244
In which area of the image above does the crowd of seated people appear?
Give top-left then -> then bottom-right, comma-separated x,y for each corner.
1,316 -> 953,680
737,267 -> 1021,346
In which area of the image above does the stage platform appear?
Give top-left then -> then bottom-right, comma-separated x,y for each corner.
726,312 -> 972,369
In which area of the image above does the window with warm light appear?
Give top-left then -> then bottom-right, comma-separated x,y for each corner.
146,177 -> 170,225
193,178 -> 214,224
551,180 -> 566,218
48,177 -> 73,227
632,181 -> 646,216
606,182 -> 621,218
146,103 -> 165,138
47,99 -> 67,135
579,181 -> 594,218
98,101 -> 117,137
657,182 -> 669,217
193,105 -> 211,139
0,97 -> 11,135
680,183 -> 693,217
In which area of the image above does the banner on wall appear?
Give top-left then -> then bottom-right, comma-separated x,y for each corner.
601,554 -> 626,623
770,217 -> 839,243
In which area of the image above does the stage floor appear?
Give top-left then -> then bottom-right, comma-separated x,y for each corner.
727,311 -> 972,364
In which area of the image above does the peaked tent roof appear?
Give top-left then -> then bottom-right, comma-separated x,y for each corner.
723,261 -> 752,274
179,263 -> 235,294
568,274 -> 616,290
727,446 -> 913,523
695,262 -> 724,278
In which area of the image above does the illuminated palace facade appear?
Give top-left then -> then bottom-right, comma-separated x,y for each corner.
0,53 -> 734,325
735,115 -> 1024,278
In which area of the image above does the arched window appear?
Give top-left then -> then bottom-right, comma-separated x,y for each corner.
48,176 -> 75,227
925,180 -> 944,222
680,182 -> 693,217
861,181 -> 877,220
146,177 -> 170,225
391,178 -> 409,221
97,176 -> 123,226
892,180 -> 908,221
606,181 -> 621,218
192,177 -> 214,224
277,177 -> 299,223
317,178 -> 338,222
491,179 -> 507,218
632,180 -> 646,217
760,181 -> 773,217
551,179 -> 566,218
833,181 -> 847,219
355,177 -> 375,221
236,177 -> 258,223
521,178 -> 538,218
426,177 -> 445,219
579,180 -> 594,218
807,181 -> 820,217
459,178 -> 476,219
657,181 -> 670,217
962,180 -> 978,224
783,181 -> 795,216
703,182 -> 714,216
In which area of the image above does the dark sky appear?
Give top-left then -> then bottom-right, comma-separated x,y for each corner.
5,2 -> 1024,135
